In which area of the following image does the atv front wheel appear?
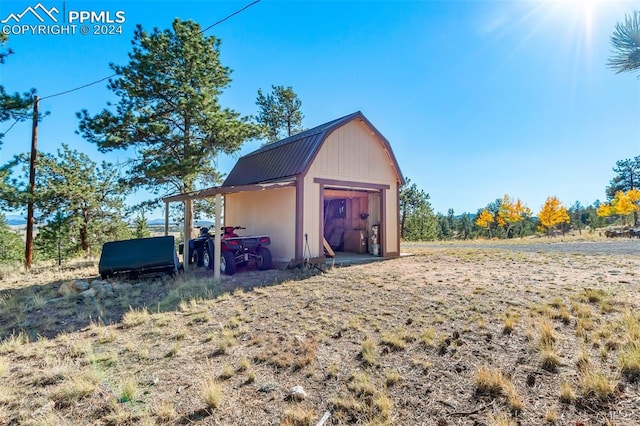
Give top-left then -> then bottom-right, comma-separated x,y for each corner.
202,245 -> 213,270
256,247 -> 272,271
193,248 -> 204,267
221,251 -> 236,275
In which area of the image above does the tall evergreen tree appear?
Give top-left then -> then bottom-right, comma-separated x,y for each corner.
34,212 -> 78,265
255,85 -> 304,143
77,19 -> 259,233
437,213 -> 452,240
0,213 -> 23,264
134,210 -> 151,239
455,213 -> 474,240
569,201 -> 586,235
399,178 -> 438,241
607,157 -> 640,199
1,145 -> 129,257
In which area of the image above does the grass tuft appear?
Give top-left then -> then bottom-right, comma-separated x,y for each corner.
122,307 -> 151,328
619,343 -> 640,382
503,314 -> 517,334
118,377 -> 137,403
559,380 -> 576,403
380,330 -> 406,351
420,327 -> 436,346
579,368 -> 618,401
53,369 -> 100,406
538,318 -> 557,347
150,400 -> 176,421
475,366 -> 507,396
201,379 -> 223,410
361,337 -> 377,366
282,408 -> 316,426
539,346 -> 561,372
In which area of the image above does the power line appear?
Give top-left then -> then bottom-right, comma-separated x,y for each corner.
40,74 -> 116,100
1,118 -> 20,136
38,0 -> 261,101
200,0 -> 260,34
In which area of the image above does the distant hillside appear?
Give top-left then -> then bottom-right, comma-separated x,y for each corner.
147,219 -> 214,227
5,215 -> 26,226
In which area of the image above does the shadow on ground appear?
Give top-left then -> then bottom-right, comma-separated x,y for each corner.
0,263 -> 320,342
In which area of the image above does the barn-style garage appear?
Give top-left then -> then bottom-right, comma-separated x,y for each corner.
165,111 -> 404,266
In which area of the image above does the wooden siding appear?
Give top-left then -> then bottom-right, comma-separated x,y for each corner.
303,120 -> 400,258
307,120 -> 398,184
224,188 -> 296,262
385,183 -> 399,254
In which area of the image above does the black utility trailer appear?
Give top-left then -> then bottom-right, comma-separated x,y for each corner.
99,236 -> 181,279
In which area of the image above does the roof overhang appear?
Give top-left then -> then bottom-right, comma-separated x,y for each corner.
163,178 -> 296,203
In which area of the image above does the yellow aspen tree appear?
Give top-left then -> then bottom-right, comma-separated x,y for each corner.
476,208 -> 495,238
597,203 -> 614,218
613,191 -> 637,225
626,188 -> 640,226
538,196 -> 570,236
498,195 -> 528,238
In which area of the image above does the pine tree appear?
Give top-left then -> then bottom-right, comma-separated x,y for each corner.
1,145 -> 129,257
608,11 -> 640,76
34,212 -> 78,266
399,178 -> 438,240
0,213 -> 23,264
134,211 -> 151,239
78,19 -> 259,236
255,85 -> 304,143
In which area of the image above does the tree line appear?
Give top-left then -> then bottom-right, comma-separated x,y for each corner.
399,156 -> 640,241
0,20 -> 304,266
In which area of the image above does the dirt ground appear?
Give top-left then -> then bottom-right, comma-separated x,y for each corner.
1,239 -> 640,425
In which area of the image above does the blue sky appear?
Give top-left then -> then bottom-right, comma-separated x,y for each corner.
1,0 -> 639,218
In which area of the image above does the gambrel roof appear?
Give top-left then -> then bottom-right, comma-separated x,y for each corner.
222,111 -> 404,187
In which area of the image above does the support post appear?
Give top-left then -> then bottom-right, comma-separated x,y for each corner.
183,199 -> 192,271
25,95 -> 39,270
214,193 -> 221,281
164,201 -> 169,236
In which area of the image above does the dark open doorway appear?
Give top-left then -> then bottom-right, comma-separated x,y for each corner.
323,188 -> 381,255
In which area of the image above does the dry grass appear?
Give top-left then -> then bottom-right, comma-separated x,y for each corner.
539,345 -> 562,372
360,337 -> 377,366
380,329 -> 407,351
2,242 -> 640,424
282,407 -> 316,426
502,313 -> 517,334
149,400 -> 176,421
122,306 -> 151,328
118,376 -> 137,403
52,369 -> 101,407
579,368 -> 618,401
559,380 -> 576,403
475,366 -> 508,396
200,379 -> 222,410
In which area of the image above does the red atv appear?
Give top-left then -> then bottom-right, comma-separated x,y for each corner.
186,226 -> 272,275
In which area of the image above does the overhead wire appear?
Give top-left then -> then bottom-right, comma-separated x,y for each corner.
40,74 -> 116,101
199,0 -> 260,34
0,0 -> 261,134
1,118 -> 20,136
39,0 -> 261,101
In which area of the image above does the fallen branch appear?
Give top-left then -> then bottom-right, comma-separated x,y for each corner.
315,411 -> 331,426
